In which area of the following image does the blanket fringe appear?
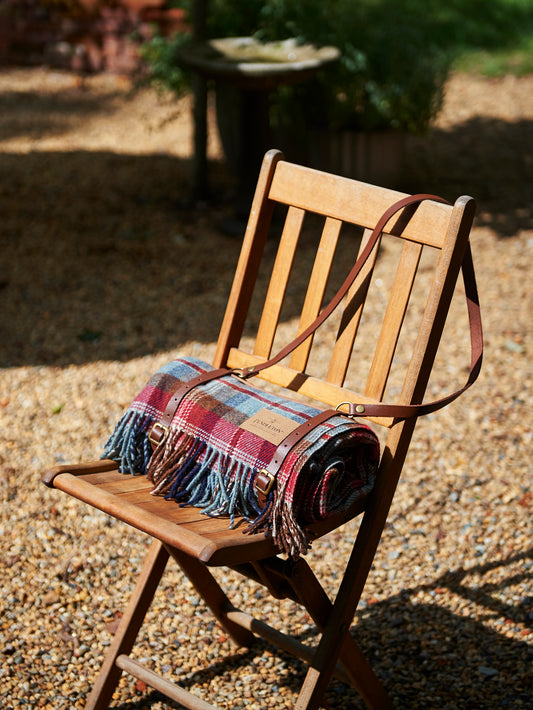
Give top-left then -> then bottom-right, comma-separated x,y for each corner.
271,475 -> 310,558
102,410 -> 153,475
146,430 -> 266,528
102,411 -> 278,534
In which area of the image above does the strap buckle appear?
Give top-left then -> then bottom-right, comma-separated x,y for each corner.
231,368 -> 247,379
148,422 -> 169,448
255,469 -> 276,496
231,367 -> 254,379
335,401 -> 366,416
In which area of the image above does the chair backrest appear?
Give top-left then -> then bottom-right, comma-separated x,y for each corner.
213,150 -> 475,428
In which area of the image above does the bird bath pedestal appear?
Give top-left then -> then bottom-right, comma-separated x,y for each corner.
178,37 -> 339,226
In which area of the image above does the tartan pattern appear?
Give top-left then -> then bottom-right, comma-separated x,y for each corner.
103,357 -> 379,557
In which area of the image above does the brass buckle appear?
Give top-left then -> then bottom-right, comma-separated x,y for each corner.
148,422 -> 169,447
335,401 -> 366,416
255,469 -> 276,496
231,367 -> 256,380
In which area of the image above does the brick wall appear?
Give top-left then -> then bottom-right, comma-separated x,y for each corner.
0,1 -> 186,73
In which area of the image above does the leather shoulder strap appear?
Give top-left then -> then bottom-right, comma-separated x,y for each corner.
150,193 -> 482,442
237,194 -> 482,420
343,241 -> 482,419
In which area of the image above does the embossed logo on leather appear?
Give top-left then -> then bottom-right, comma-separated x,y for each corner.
240,408 -> 298,445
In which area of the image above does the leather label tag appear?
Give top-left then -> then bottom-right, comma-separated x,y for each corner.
240,408 -> 297,445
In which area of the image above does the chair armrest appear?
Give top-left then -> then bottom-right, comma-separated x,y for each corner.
42,459 -> 119,487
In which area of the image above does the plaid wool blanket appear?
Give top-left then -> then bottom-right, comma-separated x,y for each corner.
103,357 -> 380,557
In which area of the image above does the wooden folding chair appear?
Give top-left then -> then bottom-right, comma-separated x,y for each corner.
43,149 -> 481,709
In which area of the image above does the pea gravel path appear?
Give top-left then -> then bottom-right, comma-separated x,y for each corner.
0,68 -> 531,709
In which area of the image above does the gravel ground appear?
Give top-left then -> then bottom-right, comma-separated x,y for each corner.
0,67 -> 532,709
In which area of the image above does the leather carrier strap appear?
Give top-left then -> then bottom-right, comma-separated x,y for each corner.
234,193 -> 483,419
253,408 -> 339,507
148,368 -> 230,448
149,194 -> 483,500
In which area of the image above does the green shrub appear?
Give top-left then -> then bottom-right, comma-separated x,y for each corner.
142,0 -> 533,132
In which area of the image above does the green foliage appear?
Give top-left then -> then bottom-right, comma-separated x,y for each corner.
448,0 -> 533,77
372,0 -> 533,77
139,33 -> 190,95
456,42 -> 533,77
143,0 -> 533,131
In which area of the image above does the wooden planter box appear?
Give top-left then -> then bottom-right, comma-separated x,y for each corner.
308,129 -> 407,188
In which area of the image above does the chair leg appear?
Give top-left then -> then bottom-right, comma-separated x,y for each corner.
292,442 -> 411,709
84,538 -> 390,710
85,539 -> 170,710
166,545 -> 255,647
288,559 -> 394,710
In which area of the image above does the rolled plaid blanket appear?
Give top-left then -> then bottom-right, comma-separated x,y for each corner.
103,357 -> 380,557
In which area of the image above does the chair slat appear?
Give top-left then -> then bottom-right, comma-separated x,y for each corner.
327,227 -> 380,386
254,206 -> 305,358
365,240 -> 423,401
269,160 -> 450,248
289,217 -> 342,372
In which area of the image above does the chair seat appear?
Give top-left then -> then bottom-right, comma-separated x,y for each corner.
44,460 -> 367,567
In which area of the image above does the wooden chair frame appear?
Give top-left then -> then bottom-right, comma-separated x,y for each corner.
43,149 -> 477,709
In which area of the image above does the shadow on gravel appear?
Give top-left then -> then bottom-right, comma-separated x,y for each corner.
405,117 -> 533,238
0,83 -> 123,142
1,149 -> 237,367
351,548 -> 533,710
1,116 -> 531,368
0,149 -> 360,368
109,550 -> 532,710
